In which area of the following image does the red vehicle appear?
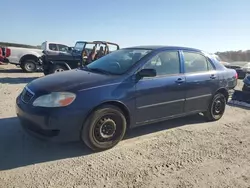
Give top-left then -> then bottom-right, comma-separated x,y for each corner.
0,47 -> 11,64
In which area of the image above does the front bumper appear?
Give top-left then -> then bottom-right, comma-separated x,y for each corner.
16,95 -> 85,143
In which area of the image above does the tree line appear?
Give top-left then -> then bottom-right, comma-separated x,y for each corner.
216,50 -> 250,62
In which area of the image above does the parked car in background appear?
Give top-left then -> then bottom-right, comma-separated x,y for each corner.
242,74 -> 250,91
7,41 -> 70,72
41,41 -> 70,55
223,61 -> 250,79
211,54 -> 230,66
16,46 -> 237,152
41,41 -> 119,75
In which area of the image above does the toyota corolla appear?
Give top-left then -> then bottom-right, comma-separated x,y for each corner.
16,46 -> 238,151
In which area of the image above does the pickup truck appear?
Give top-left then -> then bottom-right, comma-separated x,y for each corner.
0,46 -> 11,64
41,41 -> 120,75
7,41 -> 70,72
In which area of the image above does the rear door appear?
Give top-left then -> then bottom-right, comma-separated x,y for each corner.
182,51 -> 219,112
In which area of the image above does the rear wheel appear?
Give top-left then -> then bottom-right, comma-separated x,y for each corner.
204,93 -> 226,121
81,105 -> 127,152
51,65 -> 67,73
21,60 -> 37,72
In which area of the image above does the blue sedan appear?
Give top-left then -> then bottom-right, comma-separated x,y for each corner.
16,46 -> 238,151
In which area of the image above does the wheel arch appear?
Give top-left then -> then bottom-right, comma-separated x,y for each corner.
51,61 -> 71,70
20,54 -> 39,65
214,87 -> 229,102
85,100 -> 131,129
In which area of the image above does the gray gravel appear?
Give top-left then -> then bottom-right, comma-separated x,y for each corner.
0,64 -> 250,188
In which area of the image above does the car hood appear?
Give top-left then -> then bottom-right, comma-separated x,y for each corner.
27,69 -> 118,94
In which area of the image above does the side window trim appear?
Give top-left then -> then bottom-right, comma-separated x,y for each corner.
206,58 -> 216,70
139,50 -> 183,78
182,50 -> 216,74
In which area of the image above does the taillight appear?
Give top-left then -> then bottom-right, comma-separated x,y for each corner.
5,48 -> 11,57
235,72 -> 238,79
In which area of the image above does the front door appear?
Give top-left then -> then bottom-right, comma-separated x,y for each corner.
182,51 -> 219,112
135,50 -> 186,124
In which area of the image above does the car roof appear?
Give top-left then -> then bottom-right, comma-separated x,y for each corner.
43,41 -> 69,45
124,45 -> 201,52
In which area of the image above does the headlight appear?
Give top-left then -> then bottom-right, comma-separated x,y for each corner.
33,92 -> 76,107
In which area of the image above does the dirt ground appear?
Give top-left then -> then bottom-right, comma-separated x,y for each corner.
0,64 -> 249,188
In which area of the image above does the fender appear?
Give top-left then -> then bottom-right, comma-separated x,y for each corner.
19,53 -> 41,65
50,61 -> 71,70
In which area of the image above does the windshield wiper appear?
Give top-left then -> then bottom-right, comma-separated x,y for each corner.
88,68 -> 112,75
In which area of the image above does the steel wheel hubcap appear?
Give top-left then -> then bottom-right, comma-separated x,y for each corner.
99,118 -> 116,138
94,117 -> 117,141
25,63 -> 35,70
212,97 -> 224,115
55,68 -> 64,73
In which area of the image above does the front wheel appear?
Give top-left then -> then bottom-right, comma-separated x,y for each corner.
21,60 -> 37,73
81,105 -> 127,152
204,93 -> 226,121
51,65 -> 67,73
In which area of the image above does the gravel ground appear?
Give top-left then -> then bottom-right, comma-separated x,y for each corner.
0,64 -> 250,188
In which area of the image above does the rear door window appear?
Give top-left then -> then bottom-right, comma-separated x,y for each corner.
183,52 -> 215,73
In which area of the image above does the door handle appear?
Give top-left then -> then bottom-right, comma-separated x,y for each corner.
175,78 -> 184,83
210,74 -> 216,79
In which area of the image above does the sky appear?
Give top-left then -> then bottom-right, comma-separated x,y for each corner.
1,0 -> 250,53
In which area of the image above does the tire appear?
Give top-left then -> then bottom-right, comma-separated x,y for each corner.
43,69 -> 50,76
81,105 -> 127,152
204,93 -> 226,121
51,65 -> 67,73
21,60 -> 37,73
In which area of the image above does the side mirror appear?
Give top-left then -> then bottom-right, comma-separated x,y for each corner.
68,47 -> 72,51
137,68 -> 156,78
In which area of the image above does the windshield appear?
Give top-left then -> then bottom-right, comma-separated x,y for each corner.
86,48 -> 152,75
74,42 -> 86,51
41,42 -> 46,50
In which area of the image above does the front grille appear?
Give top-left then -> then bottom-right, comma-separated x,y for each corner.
21,87 -> 34,103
